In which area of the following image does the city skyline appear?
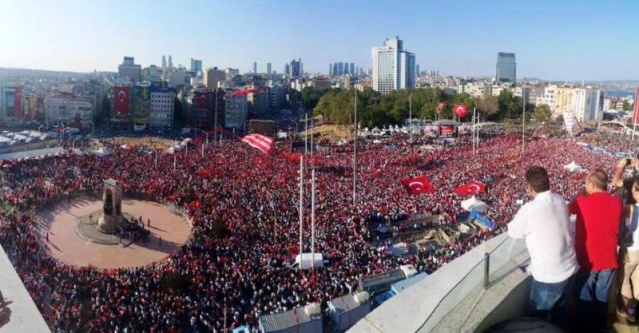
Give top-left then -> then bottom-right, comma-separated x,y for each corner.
1,0 -> 638,81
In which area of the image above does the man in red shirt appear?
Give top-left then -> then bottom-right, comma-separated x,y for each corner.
569,168 -> 622,332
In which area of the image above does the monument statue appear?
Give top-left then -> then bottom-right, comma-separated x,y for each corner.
97,179 -> 124,233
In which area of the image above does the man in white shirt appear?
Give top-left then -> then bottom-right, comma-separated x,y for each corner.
508,166 -> 579,323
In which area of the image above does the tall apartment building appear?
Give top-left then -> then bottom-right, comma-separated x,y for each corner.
226,91 -> 248,131
372,37 -> 416,94
496,52 -> 516,83
118,56 -> 142,82
149,87 -> 175,130
267,63 -> 272,75
204,67 -> 226,89
190,59 -> 203,72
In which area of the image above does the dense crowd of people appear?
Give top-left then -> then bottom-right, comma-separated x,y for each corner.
0,127 -> 629,332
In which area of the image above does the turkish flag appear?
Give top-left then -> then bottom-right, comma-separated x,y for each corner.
401,176 -> 435,195
437,103 -> 445,114
198,94 -> 207,108
241,133 -> 274,154
113,87 -> 130,114
454,104 -> 468,118
454,181 -> 485,196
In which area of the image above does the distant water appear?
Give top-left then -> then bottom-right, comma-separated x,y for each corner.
605,90 -> 635,98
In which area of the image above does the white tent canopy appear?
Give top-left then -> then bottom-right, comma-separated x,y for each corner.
94,147 -> 109,157
564,161 -> 582,172
461,195 -> 487,213
165,147 -> 175,154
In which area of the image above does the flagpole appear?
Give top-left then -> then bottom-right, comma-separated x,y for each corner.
311,168 -> 315,271
522,85 -> 526,156
201,143 -> 205,157
299,157 -> 304,264
409,92 -> 413,141
173,154 -> 176,171
304,113 -> 308,161
353,89 -> 358,207
473,107 -> 476,155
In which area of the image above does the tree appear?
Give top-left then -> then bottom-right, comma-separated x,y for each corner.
532,104 -> 552,123
93,96 -> 111,127
623,99 -> 631,111
474,96 -> 499,120
497,90 -> 522,119
173,97 -> 186,129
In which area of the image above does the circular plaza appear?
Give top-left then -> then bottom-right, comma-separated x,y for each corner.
35,195 -> 191,269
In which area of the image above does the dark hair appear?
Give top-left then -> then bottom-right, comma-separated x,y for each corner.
525,166 -> 550,193
587,168 -> 608,190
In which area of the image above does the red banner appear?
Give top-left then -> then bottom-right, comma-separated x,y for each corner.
113,87 -> 130,114
440,125 -> 454,135
14,86 -> 22,118
241,134 -> 274,154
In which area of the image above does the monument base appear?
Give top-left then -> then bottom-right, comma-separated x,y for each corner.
97,214 -> 124,234
76,210 -> 136,246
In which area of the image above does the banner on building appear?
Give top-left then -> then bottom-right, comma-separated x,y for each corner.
113,87 -> 130,114
440,125 -> 454,136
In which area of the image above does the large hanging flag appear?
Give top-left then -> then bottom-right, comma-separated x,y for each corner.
454,104 -> 468,118
454,181 -> 486,196
241,134 -> 274,154
113,87 -> 130,115
401,176 -> 435,195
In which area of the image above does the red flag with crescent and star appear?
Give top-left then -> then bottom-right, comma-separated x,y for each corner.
453,104 -> 468,118
454,181 -> 486,196
401,176 -> 435,195
113,87 -> 130,114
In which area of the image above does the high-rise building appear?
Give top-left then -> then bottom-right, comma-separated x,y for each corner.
496,52 -> 516,83
118,56 -> 142,82
190,59 -> 203,72
290,59 -> 302,78
372,37 -> 416,94
149,87 -> 175,131
267,63 -> 272,75
350,63 -> 355,76
284,63 -> 290,77
162,56 -> 167,70
168,55 -> 173,68
416,64 -> 421,77
253,62 -> 257,74
204,67 -> 226,89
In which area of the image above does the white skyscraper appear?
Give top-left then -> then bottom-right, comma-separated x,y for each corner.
496,52 -> 516,83
372,37 -> 416,94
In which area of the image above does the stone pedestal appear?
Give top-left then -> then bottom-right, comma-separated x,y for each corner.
96,214 -> 124,234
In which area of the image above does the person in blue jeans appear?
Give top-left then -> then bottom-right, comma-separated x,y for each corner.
508,166 -> 579,325
569,168 -> 622,332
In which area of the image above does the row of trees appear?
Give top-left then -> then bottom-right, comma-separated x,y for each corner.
302,86 -> 554,128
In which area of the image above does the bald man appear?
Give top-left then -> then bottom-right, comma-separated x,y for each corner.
569,168 -> 623,332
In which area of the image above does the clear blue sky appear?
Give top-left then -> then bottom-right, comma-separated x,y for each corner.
1,0 -> 637,81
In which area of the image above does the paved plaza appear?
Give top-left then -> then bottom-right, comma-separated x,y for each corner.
36,196 -> 191,269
